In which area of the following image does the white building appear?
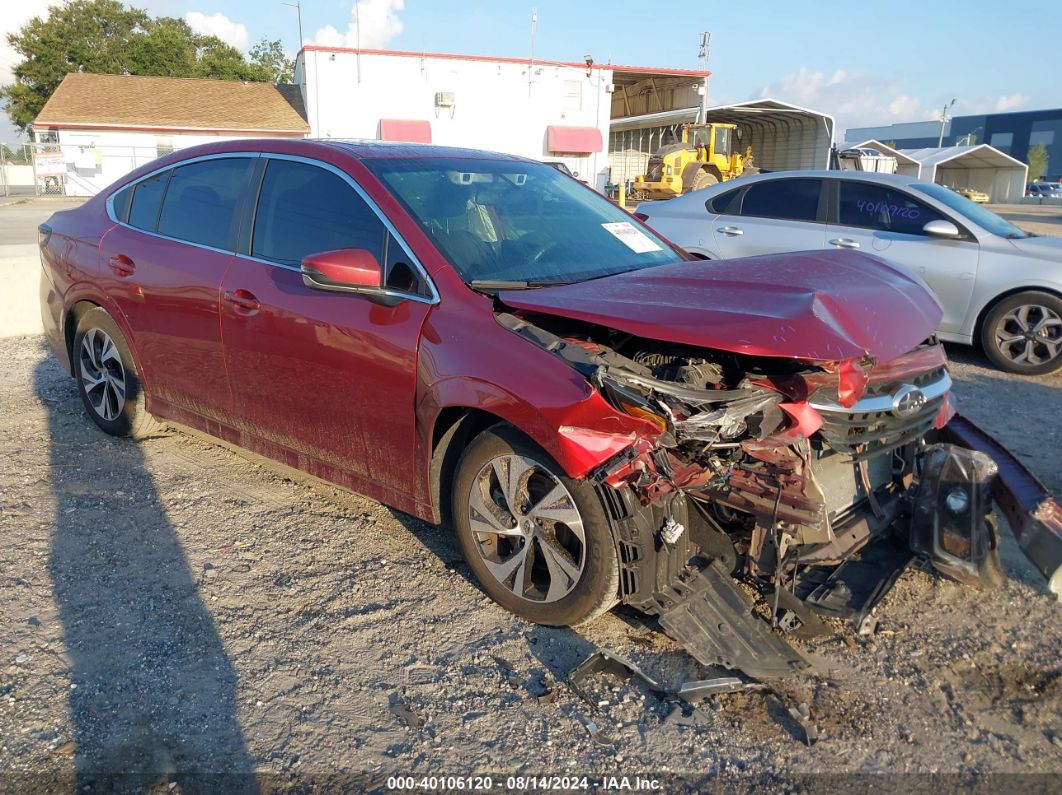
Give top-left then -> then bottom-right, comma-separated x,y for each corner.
295,45 -> 710,192
32,72 -> 310,195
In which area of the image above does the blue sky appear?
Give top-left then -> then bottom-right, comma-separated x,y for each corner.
3,0 -> 1059,145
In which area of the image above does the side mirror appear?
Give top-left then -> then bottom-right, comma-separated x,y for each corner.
923,219 -> 961,239
301,248 -> 383,292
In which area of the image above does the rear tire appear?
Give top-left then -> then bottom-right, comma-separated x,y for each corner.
452,424 -> 620,626
72,307 -> 161,438
980,291 -> 1062,375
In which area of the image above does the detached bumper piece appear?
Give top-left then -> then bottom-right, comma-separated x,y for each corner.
652,565 -> 809,679
944,415 -> 1062,598
910,443 -> 1004,587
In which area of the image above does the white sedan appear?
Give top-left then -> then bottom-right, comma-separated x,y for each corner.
636,170 -> 1062,375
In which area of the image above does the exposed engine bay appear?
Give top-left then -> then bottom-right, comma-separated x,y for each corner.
496,309 -> 1057,678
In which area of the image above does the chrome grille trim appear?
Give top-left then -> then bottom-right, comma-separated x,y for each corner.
810,370 -> 951,415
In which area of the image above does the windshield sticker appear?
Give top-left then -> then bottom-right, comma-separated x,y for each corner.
602,222 -> 663,253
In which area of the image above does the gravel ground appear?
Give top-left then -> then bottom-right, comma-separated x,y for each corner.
0,335 -> 1059,792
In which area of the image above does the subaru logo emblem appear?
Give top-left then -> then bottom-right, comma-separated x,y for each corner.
891,385 -> 928,418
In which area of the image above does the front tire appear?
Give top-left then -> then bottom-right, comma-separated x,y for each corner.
72,307 -> 161,437
452,425 -> 620,626
980,291 -> 1062,375
691,169 -> 720,192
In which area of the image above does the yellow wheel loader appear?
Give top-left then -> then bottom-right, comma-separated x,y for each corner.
631,123 -> 756,201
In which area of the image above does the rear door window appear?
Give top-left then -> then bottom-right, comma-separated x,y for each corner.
127,171 -> 170,231
251,158 -> 386,267
156,158 -> 253,250
838,181 -> 945,235
740,179 -> 822,222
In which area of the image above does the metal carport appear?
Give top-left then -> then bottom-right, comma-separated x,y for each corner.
697,99 -> 835,172
840,139 -> 921,177
607,98 -> 834,186
899,144 -> 1028,203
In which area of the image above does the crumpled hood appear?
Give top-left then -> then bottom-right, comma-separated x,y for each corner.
499,249 -> 943,364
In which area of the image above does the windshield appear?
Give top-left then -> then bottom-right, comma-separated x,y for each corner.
365,157 -> 681,286
912,182 -> 1028,239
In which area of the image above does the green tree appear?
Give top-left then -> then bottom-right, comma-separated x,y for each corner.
1,0 -> 276,134
1026,143 -> 1049,182
249,38 -> 294,84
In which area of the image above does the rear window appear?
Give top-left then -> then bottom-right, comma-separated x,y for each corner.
741,179 -> 822,222
127,171 -> 170,231
156,158 -> 252,250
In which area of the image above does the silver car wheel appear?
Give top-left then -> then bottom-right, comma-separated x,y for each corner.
79,328 -> 126,422
467,454 -> 586,603
994,304 -> 1062,367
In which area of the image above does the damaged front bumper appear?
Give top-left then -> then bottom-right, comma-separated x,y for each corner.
593,414 -> 1060,680
943,415 -> 1062,599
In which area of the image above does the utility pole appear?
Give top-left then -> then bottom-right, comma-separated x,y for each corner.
938,98 -> 956,147
697,32 -> 711,123
282,1 -> 303,49
529,7 -> 537,97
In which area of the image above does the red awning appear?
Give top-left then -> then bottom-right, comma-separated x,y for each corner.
547,125 -> 603,154
378,119 -> 432,143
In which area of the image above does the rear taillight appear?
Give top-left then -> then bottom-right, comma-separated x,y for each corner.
38,224 -> 51,248
633,212 -> 649,222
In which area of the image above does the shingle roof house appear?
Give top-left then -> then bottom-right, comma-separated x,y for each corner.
31,72 -> 310,195
34,72 -> 309,135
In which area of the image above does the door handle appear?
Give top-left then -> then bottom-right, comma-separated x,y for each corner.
717,226 -> 744,236
829,238 -> 860,249
108,254 -> 135,276
223,289 -> 261,314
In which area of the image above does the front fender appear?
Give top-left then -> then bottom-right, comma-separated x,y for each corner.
410,301 -> 661,517
422,375 -> 648,480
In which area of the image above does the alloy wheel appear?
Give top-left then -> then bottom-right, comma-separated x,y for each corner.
466,454 -> 586,603
994,304 -> 1062,368
79,328 -> 126,422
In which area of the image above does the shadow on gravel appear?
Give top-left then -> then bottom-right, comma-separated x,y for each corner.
36,349 -> 257,793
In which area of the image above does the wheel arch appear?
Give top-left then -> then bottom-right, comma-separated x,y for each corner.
63,297 -> 154,396
428,406 -> 511,527
64,300 -> 102,375
973,285 -> 1062,345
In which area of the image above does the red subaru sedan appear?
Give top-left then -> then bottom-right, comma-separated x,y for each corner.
39,140 -> 1060,677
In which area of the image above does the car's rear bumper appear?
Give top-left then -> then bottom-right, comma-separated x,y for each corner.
39,266 -> 69,373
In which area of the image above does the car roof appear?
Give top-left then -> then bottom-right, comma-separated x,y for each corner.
321,139 -> 528,161
651,168 -> 929,208
145,137 -> 532,166
734,169 -> 919,186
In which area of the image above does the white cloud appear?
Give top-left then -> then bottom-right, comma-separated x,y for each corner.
313,0 -> 405,49
0,0 -> 53,86
995,93 -> 1030,112
185,11 -> 250,51
752,67 -> 927,139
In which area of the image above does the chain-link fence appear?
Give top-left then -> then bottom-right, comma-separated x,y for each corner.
1,141 -> 165,198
